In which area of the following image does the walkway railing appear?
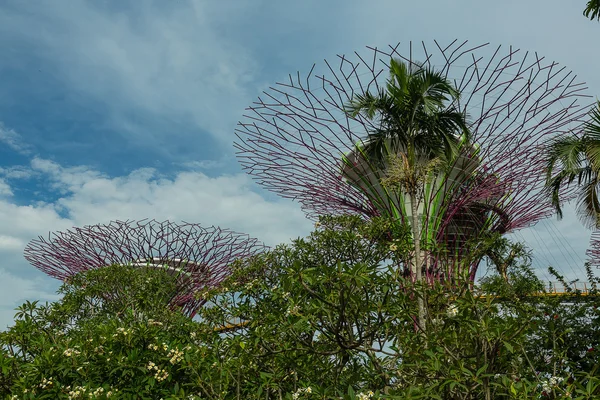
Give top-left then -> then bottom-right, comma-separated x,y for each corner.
542,281 -> 595,296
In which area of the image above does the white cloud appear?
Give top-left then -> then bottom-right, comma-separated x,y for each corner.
180,159 -> 227,171
0,166 -> 35,180
0,179 -> 12,197
0,235 -> 24,251
0,268 -> 61,330
0,123 -> 30,155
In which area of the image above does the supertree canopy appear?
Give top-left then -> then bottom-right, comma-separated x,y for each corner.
586,230 -> 600,270
235,40 -> 593,280
24,219 -> 267,317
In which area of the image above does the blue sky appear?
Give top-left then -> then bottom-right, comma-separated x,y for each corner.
0,0 -> 598,328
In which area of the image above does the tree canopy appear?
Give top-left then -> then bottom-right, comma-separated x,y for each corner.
2,216 -> 600,399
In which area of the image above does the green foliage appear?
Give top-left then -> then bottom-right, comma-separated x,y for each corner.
1,216 -> 600,399
0,266 -> 201,399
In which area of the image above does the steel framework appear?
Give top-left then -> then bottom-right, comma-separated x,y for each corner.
235,40 -> 593,280
587,230 -> 600,270
24,219 -> 267,316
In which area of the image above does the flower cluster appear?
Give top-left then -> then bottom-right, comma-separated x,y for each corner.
38,377 -> 54,389
155,368 -> 169,382
63,347 -> 81,357
168,347 -> 184,364
540,376 -> 564,393
147,361 -> 169,382
286,304 -> 301,316
67,385 -> 116,399
357,391 -> 375,400
67,385 -> 87,399
446,304 -> 458,318
292,387 -> 312,399
113,327 -> 132,337
147,319 -> 164,327
244,279 -> 260,290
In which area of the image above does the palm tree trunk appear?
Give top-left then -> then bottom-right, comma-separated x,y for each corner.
410,191 -> 426,331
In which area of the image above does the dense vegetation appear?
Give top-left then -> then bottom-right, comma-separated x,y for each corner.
1,216 -> 599,399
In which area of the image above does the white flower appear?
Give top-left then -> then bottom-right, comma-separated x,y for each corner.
357,391 -> 374,400
154,368 -> 169,382
63,348 -> 81,357
446,304 -> 458,318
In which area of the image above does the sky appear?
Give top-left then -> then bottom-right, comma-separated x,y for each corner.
0,0 -> 598,328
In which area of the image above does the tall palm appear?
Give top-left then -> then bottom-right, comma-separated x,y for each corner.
546,101 -> 600,229
345,58 -> 470,329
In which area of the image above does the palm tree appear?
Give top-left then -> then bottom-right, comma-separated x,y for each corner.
546,101 -> 600,229
344,58 -> 470,329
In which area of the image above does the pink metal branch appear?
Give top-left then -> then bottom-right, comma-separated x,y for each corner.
586,230 -> 600,270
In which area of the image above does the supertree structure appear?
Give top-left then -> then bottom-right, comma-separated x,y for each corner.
24,219 -> 267,317
235,40 -> 593,281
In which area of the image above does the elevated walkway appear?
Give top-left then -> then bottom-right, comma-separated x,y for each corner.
542,281 -> 595,296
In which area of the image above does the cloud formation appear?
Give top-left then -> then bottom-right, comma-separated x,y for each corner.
0,1 -> 261,157
0,123 -> 31,155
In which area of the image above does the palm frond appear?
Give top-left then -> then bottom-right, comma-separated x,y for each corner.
584,0 -> 600,20
575,177 -> 600,229
583,102 -> 600,171
584,101 -> 600,137
545,169 -> 571,219
345,89 -> 392,120
545,136 -> 586,181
